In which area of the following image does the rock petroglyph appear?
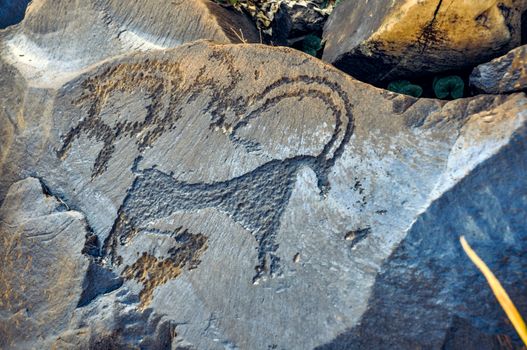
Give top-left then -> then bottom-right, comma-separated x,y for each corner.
57,48 -> 354,283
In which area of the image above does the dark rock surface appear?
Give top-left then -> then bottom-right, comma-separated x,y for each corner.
0,0 -> 31,29
271,1 -> 329,45
471,45 -> 527,94
223,0 -> 333,45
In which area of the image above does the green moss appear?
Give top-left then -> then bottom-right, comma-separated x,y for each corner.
302,34 -> 322,57
433,75 -> 464,99
387,80 -> 423,98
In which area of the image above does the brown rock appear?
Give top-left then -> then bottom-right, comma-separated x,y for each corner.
323,0 -> 527,84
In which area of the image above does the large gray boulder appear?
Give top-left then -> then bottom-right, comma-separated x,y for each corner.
1,39 -> 526,349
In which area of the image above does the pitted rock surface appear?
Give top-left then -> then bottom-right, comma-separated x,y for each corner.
1,40 -> 527,349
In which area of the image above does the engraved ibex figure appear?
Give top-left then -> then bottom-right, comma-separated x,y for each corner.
59,57 -> 354,283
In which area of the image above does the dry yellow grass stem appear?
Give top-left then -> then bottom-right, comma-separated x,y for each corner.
460,236 -> 527,346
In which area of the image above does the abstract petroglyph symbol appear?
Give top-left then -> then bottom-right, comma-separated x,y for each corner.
58,51 -> 355,283
122,226 -> 208,309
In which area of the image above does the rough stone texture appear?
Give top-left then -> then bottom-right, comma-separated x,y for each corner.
0,0 -> 258,88
323,0 -> 527,84
1,37 -> 527,349
471,45 -> 527,94
0,178 -> 89,349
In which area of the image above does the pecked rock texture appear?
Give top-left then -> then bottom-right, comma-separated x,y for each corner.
471,44 -> 527,94
1,37 -> 526,349
323,0 -> 527,84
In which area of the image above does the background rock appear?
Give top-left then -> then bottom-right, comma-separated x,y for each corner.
224,0 -> 333,45
270,1 -> 329,46
1,38 -> 526,349
323,0 -> 527,84
0,0 -> 258,88
471,45 -> 527,94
